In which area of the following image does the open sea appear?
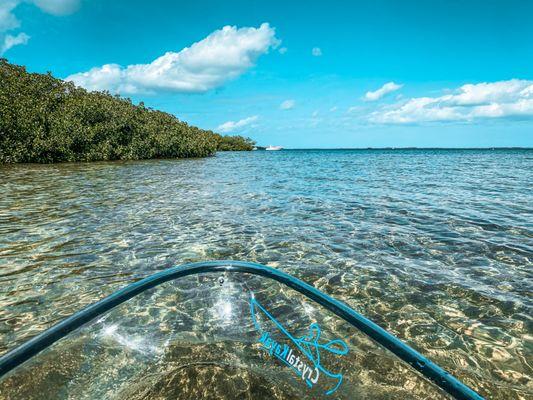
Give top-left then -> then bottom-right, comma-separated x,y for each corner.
0,149 -> 531,399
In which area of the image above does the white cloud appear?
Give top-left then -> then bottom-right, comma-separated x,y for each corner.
280,99 -> 295,110
0,1 -> 20,33
309,110 -> 322,127
31,0 -> 80,15
278,47 -> 287,54
311,47 -> 322,57
329,106 -> 338,112
67,23 -> 279,94
348,105 -> 363,113
68,63 -> 124,91
364,81 -> 403,101
370,79 -> 533,124
0,0 -> 79,55
1,32 -> 29,55
217,115 -> 258,133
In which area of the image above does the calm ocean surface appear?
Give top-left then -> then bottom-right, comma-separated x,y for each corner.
0,149 -> 531,398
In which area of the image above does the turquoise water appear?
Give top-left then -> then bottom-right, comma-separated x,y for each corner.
0,149 -> 531,398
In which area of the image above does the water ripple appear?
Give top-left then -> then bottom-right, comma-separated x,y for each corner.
0,149 -> 531,399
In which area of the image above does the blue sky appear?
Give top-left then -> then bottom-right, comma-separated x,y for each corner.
2,0 -> 533,148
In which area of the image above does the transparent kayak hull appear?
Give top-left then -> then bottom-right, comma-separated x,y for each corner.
0,261 -> 483,400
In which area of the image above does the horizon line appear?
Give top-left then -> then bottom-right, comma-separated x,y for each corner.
256,146 -> 533,150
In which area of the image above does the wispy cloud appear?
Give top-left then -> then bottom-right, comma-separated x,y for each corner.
1,32 -> 29,54
217,115 -> 258,133
31,0 -> 80,16
309,110 -> 322,127
369,79 -> 533,124
364,81 -> 403,101
280,99 -> 295,110
348,105 -> 364,113
0,0 -> 80,55
311,47 -> 322,57
67,23 -> 280,94
0,1 -> 20,33
278,47 -> 287,54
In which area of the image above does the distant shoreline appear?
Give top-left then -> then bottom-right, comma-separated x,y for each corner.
269,147 -> 533,150
0,60 -> 255,164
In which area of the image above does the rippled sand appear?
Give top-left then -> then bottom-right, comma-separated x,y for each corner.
0,149 -> 531,399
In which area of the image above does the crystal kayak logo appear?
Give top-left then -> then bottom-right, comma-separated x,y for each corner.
250,295 -> 349,395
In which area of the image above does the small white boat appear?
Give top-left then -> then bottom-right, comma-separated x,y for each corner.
265,145 -> 283,151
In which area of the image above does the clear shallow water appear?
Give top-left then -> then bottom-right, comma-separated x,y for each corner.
0,149 -> 531,398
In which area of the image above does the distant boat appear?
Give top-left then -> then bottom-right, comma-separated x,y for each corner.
265,145 -> 283,151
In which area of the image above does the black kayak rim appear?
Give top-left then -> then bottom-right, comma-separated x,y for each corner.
0,260 -> 484,400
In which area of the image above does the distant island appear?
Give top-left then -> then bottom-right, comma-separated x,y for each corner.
0,59 -> 255,164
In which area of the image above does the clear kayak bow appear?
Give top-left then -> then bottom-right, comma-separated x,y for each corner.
0,261 -> 484,400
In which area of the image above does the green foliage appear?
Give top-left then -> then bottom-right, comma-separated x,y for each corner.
212,134 -> 256,151
0,59 -> 254,163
